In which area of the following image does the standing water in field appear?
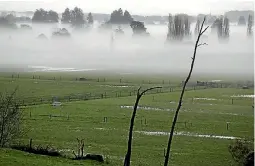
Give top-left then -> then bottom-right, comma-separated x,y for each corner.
0,23 -> 253,78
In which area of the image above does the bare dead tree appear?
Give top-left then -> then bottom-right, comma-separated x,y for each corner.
73,138 -> 85,158
124,86 -> 162,166
163,17 -> 209,166
0,87 -> 22,147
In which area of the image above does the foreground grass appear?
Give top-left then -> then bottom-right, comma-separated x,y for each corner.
0,72 -> 253,166
18,88 -> 253,166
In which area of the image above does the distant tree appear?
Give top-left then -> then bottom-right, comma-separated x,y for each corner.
109,8 -> 133,24
52,28 -> 71,38
238,16 -> 246,25
184,17 -> 191,37
5,14 -> 16,24
70,7 -> 86,28
216,16 -> 229,41
247,15 -> 253,37
194,19 -> 201,36
130,21 -> 149,36
0,14 -> 17,29
167,14 -> 190,41
32,9 -> 46,22
20,24 -> 32,30
37,33 -> 48,40
32,8 -> 58,23
61,8 -> 71,23
123,10 -> 133,23
87,12 -> 94,24
47,10 -> 59,22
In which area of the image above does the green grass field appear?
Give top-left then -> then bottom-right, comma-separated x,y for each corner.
0,72 -> 254,166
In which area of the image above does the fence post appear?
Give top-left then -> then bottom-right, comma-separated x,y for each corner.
120,79 -> 122,83
226,122 -> 230,130
29,138 -> 32,149
232,99 -> 234,105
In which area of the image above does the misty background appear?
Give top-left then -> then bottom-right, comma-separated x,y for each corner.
0,22 -> 253,76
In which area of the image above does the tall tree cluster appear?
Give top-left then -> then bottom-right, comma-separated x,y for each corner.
247,15 -> 253,37
216,16 -> 229,40
167,14 -> 191,41
194,19 -> 201,36
32,9 -> 59,23
61,7 -> 93,27
109,8 -> 133,24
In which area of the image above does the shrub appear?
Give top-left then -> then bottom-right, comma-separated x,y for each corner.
228,139 -> 254,166
0,89 -> 22,147
11,144 -> 61,157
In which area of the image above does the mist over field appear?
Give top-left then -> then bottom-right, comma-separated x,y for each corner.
0,22 -> 253,77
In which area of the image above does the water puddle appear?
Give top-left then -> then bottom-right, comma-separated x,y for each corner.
136,131 -> 240,140
28,65 -> 99,72
120,105 -> 174,111
231,95 -> 254,98
99,85 -> 133,88
211,80 -> 222,82
219,112 -> 238,116
194,98 -> 217,101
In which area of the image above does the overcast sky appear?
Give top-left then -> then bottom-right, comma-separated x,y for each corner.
0,0 -> 253,15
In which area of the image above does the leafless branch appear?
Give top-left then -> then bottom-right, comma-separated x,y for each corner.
163,16 -> 209,166
124,86 -> 162,166
197,43 -> 208,47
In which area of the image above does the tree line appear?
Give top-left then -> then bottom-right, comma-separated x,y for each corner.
0,7 -> 253,39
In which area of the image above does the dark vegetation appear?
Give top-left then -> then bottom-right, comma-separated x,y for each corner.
11,144 -> 61,157
166,14 -> 191,42
0,88 -> 22,147
228,139 -> 254,166
247,15 -> 253,37
32,9 -> 59,23
108,8 -> 133,24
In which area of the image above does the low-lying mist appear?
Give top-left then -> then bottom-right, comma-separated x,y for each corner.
0,22 -> 253,78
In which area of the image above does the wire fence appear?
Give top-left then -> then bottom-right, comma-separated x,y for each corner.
17,84 -> 237,106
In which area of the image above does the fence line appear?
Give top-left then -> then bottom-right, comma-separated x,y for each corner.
18,85 -> 226,106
